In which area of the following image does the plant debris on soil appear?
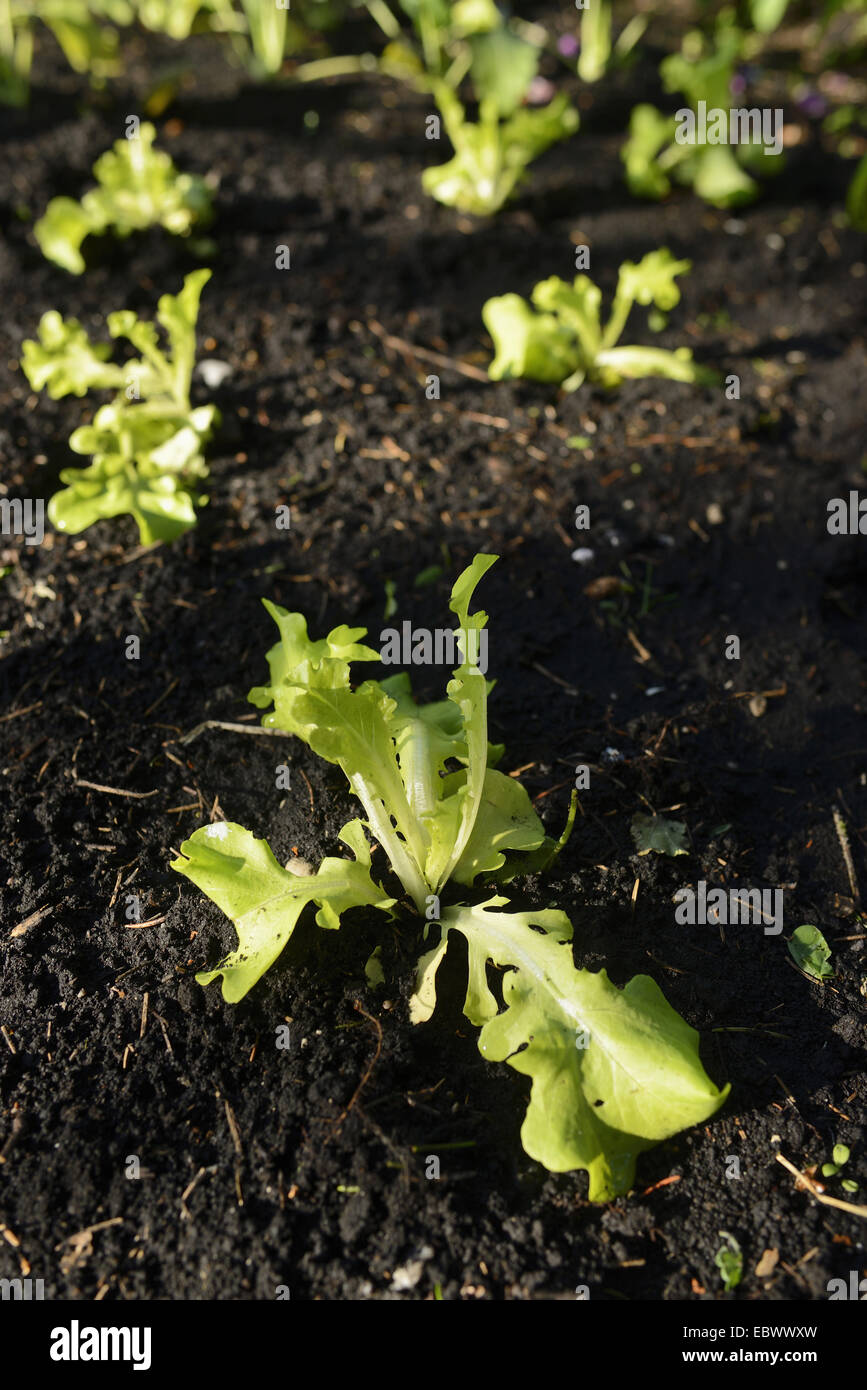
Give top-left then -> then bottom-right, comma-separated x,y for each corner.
1,10 -> 866,1302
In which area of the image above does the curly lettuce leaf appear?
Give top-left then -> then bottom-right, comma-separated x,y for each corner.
660,24 -> 742,115
483,293 -> 579,383
621,105 -> 680,200
249,605 -> 431,907
20,312 -> 125,397
172,818 -> 395,1002
686,145 -> 758,208
423,87 -> 578,216
47,455 -> 201,543
35,123 -> 212,274
533,274 -> 603,365
47,396 -> 215,542
614,248 -> 691,316
412,896 -> 729,1199
24,270 -> 215,543
248,555 -> 502,907
30,197 -> 96,275
483,252 -> 713,390
247,556 -> 561,904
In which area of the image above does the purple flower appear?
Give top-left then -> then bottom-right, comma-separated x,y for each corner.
729,73 -> 747,97
558,33 -> 579,58
795,88 -> 827,119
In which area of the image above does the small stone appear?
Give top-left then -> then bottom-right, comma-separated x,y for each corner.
196,358 -> 233,389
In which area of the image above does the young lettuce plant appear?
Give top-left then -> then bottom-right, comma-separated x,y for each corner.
35,122 -> 213,275
133,0 -> 240,43
0,0 -> 130,106
622,16 -> 783,208
388,0 -> 579,215
171,555 -> 728,1201
20,268 -> 217,543
483,248 -> 717,390
423,79 -> 578,216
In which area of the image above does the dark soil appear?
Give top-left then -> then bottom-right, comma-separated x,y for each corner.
1,13 -> 866,1302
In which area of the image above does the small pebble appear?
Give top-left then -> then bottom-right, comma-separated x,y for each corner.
196,358 -> 233,389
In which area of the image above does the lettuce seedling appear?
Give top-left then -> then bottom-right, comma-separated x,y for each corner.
35,123 -> 213,275
377,0 -> 578,215
134,0 -> 240,42
423,80 -> 578,216
172,555 -> 728,1200
20,268 -> 217,543
622,17 -> 783,208
0,0 -> 130,106
483,248 -> 717,390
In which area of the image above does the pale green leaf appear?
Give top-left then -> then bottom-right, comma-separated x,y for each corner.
469,28 -> 538,118
20,312 -> 124,398
788,924 -> 834,981
413,897 -> 729,1200
447,766 -> 547,885
171,818 -> 394,1002
483,293 -> 579,383
621,104 -> 679,200
631,813 -> 690,857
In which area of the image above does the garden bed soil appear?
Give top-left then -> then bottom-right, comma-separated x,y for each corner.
1,14 -> 866,1300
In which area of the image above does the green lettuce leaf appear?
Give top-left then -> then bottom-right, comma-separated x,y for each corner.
577,0 -> 611,84
423,87 -> 578,216
446,766 -> 547,884
35,123 -> 212,274
613,248 -> 692,317
595,345 -> 716,388
247,554 -> 505,908
483,252 -> 715,390
483,294 -> 580,382
22,269 -> 216,543
621,105 -> 680,200
172,818 -> 395,1002
687,146 -> 758,208
469,27 -> 538,118
412,896 -> 729,1199
47,397 -> 216,543
20,312 -> 125,397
